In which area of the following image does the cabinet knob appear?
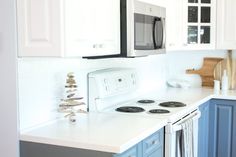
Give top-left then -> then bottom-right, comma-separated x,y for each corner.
149,7 -> 152,12
152,140 -> 157,145
99,44 -> 103,48
93,44 -> 103,48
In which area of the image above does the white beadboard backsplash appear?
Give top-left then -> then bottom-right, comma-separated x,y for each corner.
18,50 -> 231,130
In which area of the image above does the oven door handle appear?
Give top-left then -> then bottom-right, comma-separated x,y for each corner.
166,110 -> 201,133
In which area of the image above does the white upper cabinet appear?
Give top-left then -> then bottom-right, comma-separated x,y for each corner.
139,0 -> 166,7
65,0 -> 120,57
17,0 -> 63,57
166,0 -> 185,50
216,0 -> 236,50
166,0 -> 216,50
17,0 -> 120,57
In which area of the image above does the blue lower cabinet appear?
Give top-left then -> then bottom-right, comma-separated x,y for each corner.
198,101 -> 210,157
209,99 -> 236,157
142,128 -> 163,157
114,144 -> 141,157
114,128 -> 164,157
143,146 -> 162,157
21,128 -> 164,157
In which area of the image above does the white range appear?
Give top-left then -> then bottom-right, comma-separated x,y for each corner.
87,68 -> 200,157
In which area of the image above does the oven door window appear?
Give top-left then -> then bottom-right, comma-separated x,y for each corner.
134,13 -> 163,50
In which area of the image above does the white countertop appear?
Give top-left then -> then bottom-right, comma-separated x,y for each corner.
20,112 -> 167,153
20,88 -> 236,154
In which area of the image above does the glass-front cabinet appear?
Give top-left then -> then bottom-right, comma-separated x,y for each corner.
166,0 -> 215,50
184,0 -> 215,49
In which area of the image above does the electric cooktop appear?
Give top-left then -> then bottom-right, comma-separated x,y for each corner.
114,100 -> 186,114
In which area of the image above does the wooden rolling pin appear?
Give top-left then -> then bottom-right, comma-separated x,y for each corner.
186,57 -> 224,87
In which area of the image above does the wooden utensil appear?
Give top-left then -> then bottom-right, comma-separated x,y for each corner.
214,59 -> 236,90
232,59 -> 236,90
186,57 -> 224,87
214,50 -> 236,90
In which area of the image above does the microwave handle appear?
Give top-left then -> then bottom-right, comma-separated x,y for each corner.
161,17 -> 166,48
152,18 -> 158,49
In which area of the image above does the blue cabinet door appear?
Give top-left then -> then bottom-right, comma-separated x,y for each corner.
113,143 -> 142,157
198,101 -> 210,157
114,128 -> 164,157
209,99 -> 236,157
113,144 -> 141,157
143,128 -> 164,157
144,146 -> 163,157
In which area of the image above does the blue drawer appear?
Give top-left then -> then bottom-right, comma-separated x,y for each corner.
142,129 -> 163,155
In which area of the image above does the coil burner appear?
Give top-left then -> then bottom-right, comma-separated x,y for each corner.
116,106 -> 145,113
149,109 -> 170,114
159,101 -> 186,107
137,100 -> 155,104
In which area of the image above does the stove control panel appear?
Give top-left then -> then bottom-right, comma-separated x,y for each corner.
88,68 -> 137,98
104,73 -> 136,94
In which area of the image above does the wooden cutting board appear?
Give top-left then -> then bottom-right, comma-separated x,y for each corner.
186,57 -> 224,87
214,59 -> 236,90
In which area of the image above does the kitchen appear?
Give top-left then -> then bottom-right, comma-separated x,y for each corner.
1,0 -> 236,157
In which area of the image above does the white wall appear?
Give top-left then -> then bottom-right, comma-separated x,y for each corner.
17,0 -> 234,131
18,50 -> 230,131
166,50 -> 228,87
18,55 -> 167,130
0,0 -> 19,157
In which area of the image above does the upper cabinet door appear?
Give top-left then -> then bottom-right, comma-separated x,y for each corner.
64,0 -> 97,56
166,0 -> 216,51
64,0 -> 120,57
17,0 -> 63,57
17,0 -> 120,57
94,0 -> 120,56
166,0 -> 185,50
216,0 -> 236,49
183,0 -> 216,50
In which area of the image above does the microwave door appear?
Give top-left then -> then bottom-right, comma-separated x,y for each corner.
134,14 -> 155,50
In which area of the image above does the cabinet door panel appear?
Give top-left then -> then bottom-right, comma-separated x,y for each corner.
17,0 -> 62,57
217,0 -> 236,49
143,129 -> 162,155
143,128 -> 163,157
198,101 -> 210,157
166,0 -> 185,50
94,0 -> 120,56
64,0 -> 97,56
65,0 -> 120,57
144,146 -> 163,157
167,0 -> 215,50
209,99 -> 236,157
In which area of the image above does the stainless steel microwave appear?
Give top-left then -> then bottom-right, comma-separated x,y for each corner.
121,0 -> 166,57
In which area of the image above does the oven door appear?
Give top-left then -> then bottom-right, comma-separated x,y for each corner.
165,110 -> 201,157
134,13 -> 165,51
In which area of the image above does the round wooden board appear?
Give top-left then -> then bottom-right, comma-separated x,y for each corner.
214,59 -> 236,90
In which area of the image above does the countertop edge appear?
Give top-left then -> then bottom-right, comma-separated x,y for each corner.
20,119 -> 167,153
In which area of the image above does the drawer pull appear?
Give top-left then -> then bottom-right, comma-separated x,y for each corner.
152,140 -> 157,145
